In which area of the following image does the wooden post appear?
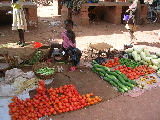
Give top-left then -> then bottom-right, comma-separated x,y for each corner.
136,1 -> 141,25
58,0 -> 62,15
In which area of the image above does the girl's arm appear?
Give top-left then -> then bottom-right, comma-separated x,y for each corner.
69,32 -> 76,47
72,32 -> 76,44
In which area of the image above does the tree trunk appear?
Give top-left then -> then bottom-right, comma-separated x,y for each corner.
68,8 -> 72,19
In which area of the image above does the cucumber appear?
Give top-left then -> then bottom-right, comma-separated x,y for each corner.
92,60 -> 98,64
93,64 -> 102,68
98,72 -> 105,77
103,77 -> 112,82
117,75 -> 126,83
117,83 -> 128,92
125,86 -> 131,90
97,68 -> 106,74
117,87 -> 125,93
107,75 -> 116,79
105,73 -> 110,77
105,70 -> 111,75
126,79 -> 137,85
121,73 -> 128,81
101,66 -> 110,72
94,67 -> 100,71
111,78 -> 121,84
108,72 -> 119,77
114,70 -> 121,74
109,81 -> 118,87
123,82 -> 135,88
91,67 -> 97,73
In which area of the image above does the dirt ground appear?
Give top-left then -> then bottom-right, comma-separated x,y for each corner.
0,2 -> 160,120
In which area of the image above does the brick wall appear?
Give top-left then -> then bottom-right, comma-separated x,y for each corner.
72,6 -> 89,26
26,8 -> 38,28
0,1 -> 38,28
61,4 -> 148,26
141,5 -> 148,19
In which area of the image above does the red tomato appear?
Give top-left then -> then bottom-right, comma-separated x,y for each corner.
48,87 -> 54,92
37,85 -> 44,91
69,106 -> 73,111
80,99 -> 86,105
39,80 -> 45,85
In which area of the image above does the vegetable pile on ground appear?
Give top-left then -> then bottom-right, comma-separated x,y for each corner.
8,80 -> 102,120
114,65 -> 156,80
101,57 -> 120,68
118,58 -> 141,69
25,50 -> 43,65
91,60 -> 136,93
36,67 -> 55,75
136,75 -> 158,89
125,46 -> 160,71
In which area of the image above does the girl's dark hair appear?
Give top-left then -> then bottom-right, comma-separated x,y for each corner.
64,19 -> 74,26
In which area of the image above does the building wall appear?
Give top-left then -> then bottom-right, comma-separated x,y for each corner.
0,1 -> 38,28
61,3 -> 148,25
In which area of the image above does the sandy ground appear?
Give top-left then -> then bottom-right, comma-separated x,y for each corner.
0,1 -> 160,120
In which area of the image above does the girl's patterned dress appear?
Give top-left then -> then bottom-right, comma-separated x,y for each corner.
11,0 -> 27,30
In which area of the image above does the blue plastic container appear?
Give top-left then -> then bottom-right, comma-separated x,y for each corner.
123,14 -> 130,21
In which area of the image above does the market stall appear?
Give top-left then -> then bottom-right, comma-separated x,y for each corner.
1,43 -> 160,119
90,45 -> 160,97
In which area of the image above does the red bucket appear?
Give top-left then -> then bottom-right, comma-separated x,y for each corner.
34,42 -> 43,49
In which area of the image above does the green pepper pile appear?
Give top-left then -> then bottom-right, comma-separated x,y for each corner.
36,67 -> 55,75
119,58 -> 141,69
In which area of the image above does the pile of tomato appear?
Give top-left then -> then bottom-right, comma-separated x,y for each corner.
114,65 -> 156,80
8,80 -> 102,120
102,57 -> 120,68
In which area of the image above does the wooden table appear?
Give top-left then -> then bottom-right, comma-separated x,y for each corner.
89,43 -> 113,58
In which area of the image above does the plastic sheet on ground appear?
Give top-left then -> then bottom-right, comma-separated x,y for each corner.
0,78 -> 54,120
123,73 -> 160,97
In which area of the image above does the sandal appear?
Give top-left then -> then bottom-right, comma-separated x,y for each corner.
68,67 -> 76,72
20,43 -> 26,47
46,58 -> 54,62
16,41 -> 21,45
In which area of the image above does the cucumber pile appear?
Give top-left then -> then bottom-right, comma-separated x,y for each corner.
91,60 -> 137,93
